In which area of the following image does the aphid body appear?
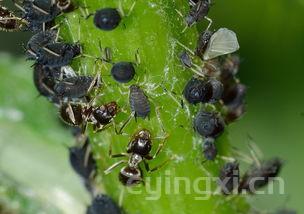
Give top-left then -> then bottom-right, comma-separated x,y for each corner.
183,77 -> 209,104
185,0 -> 211,26
219,162 -> 240,194
129,85 -> 150,119
238,158 -> 283,194
94,8 -> 121,31
202,137 -> 217,161
86,194 -> 121,214
111,62 -> 135,83
194,110 -> 225,138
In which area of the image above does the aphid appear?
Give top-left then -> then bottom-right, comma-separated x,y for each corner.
104,129 -> 169,186
221,54 -> 240,79
36,42 -> 81,67
185,0 -> 211,27
86,194 -> 121,214
183,77 -> 208,104
222,83 -> 246,109
194,110 -> 225,138
225,103 -> 246,123
129,85 -> 150,119
238,158 -> 283,194
203,28 -> 240,60
21,0 -> 61,24
0,5 -> 25,31
54,75 -> 99,100
180,51 -> 192,68
202,58 -> 221,77
33,63 -> 62,103
69,137 -> 96,180
202,137 -> 217,161
205,79 -> 224,103
26,29 -> 58,60
111,62 -> 135,83
219,162 -> 239,195
94,8 -> 121,31
196,30 -> 213,58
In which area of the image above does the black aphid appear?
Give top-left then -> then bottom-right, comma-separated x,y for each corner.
238,158 -> 283,194
54,75 -> 98,100
26,29 -> 57,60
205,79 -> 223,103
69,137 -> 96,180
194,110 -> 225,138
202,137 -> 217,161
36,42 -> 81,67
111,62 -> 135,83
180,51 -> 192,68
185,0 -> 211,26
86,194 -> 121,214
196,30 -> 213,58
183,77 -> 208,104
94,8 -> 121,31
33,64 -> 61,101
219,162 -> 240,195
22,0 -> 60,24
129,85 -> 150,119
222,83 -> 246,109
220,54 -> 240,80
91,101 -> 119,131
225,103 -> 246,123
0,5 -> 24,31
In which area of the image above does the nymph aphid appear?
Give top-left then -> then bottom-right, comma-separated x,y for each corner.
86,194 -> 122,214
194,110 -> 225,138
129,84 -> 150,119
111,62 -> 135,83
94,8 -> 121,31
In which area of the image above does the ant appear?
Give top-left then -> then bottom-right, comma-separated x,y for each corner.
104,129 -> 171,186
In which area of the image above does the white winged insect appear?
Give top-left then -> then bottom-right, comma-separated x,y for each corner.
203,28 -> 240,60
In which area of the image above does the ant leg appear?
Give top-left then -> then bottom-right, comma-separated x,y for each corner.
143,158 -> 172,173
108,140 -> 129,158
116,112 -> 135,135
104,160 -> 127,175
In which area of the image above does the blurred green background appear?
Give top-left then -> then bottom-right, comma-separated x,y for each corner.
0,0 -> 304,213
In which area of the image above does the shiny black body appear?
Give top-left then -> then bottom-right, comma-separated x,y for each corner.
94,8 -> 121,31
194,110 -> 225,138
238,158 -> 283,194
219,162 -> 239,194
183,77 -> 208,104
111,62 -> 135,83
129,85 -> 150,118
86,194 -> 121,214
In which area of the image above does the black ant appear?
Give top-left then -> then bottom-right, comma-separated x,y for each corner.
104,129 -> 170,186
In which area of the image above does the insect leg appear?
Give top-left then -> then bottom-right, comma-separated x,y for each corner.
104,160 -> 127,175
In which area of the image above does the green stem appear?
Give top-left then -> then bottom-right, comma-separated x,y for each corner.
60,0 -> 249,213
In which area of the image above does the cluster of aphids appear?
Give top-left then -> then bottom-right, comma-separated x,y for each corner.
180,0 -> 245,163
